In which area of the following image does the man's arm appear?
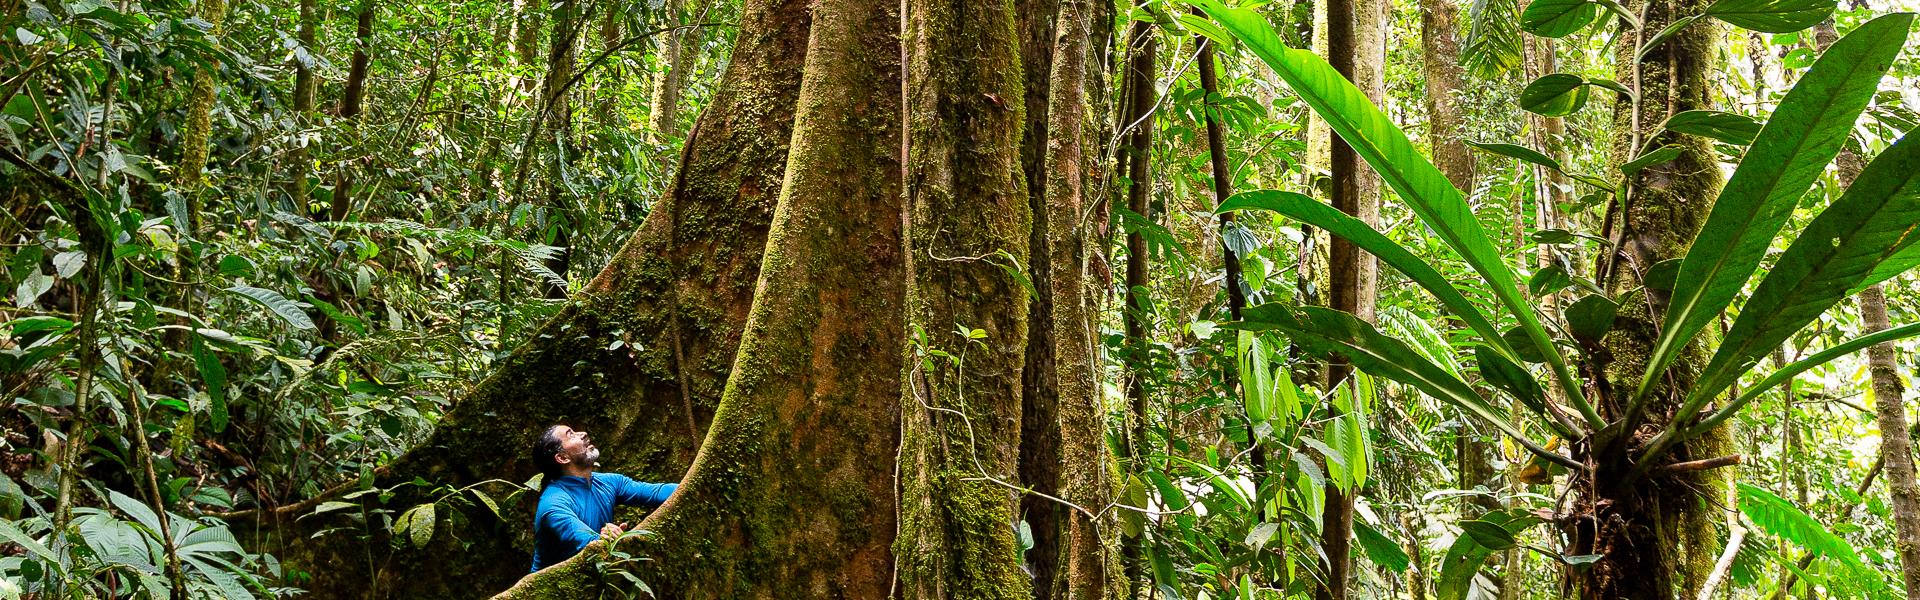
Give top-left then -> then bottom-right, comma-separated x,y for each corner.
537,503 -> 602,558
607,474 -> 677,509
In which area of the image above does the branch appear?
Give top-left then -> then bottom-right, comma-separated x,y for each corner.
1650,454 -> 1742,477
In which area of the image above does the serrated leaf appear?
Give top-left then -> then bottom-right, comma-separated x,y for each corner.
1663,110 -> 1764,145
1521,73 -> 1589,116
226,285 -> 316,330
1643,14 -> 1911,403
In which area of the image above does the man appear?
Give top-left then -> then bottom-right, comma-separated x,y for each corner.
529,424 -> 677,571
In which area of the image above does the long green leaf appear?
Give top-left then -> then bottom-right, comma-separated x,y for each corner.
1690,322 -> 1920,436
1692,126 -> 1920,406
1220,190 -> 1516,361
1201,2 -> 1594,428
1853,232 -> 1920,293
226,285 -> 317,330
1229,304 -> 1577,468
1639,13 -> 1911,404
1705,0 -> 1838,33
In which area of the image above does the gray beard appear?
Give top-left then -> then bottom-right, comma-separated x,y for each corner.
581,447 -> 601,467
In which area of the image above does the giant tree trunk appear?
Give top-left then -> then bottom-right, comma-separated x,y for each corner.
1576,0 -> 1723,596
895,0 -> 1036,596
1319,0 -> 1384,594
232,0 -> 811,595
1015,0 -> 1066,594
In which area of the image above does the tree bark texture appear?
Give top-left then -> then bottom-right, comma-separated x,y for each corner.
235,0 -> 811,595
289,0 -> 318,211
1420,0 -> 1472,194
1319,0 -> 1384,594
894,0 -> 1035,595
1118,13 -> 1155,596
1578,0 -> 1723,596
1015,0 -> 1065,594
647,0 -> 691,140
499,0 -> 906,595
1045,0 -> 1119,597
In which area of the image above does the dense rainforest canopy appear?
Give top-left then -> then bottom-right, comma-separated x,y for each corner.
3,0 -> 1920,596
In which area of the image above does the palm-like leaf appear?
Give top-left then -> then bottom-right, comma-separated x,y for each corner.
1638,13 -> 1911,404
1691,126 -> 1920,406
1199,2 -> 1599,428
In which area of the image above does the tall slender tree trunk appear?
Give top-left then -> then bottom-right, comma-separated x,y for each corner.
1421,0 -> 1471,193
1318,0 -> 1384,594
1046,0 -> 1118,597
1118,12 -> 1156,595
290,0 -> 318,213
328,0 -> 374,222
647,0 -> 690,140
1818,16 -> 1920,596
895,0 -> 1035,595
537,0 -> 582,298
1016,0 -> 1065,594
1578,0 -> 1723,596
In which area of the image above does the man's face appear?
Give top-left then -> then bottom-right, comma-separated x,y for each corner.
551,425 -> 601,469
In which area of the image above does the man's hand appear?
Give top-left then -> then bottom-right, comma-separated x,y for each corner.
600,522 -> 624,538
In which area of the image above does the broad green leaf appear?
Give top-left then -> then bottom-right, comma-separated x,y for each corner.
1692,126 -> 1920,406
1856,241 -> 1920,293
1354,520 -> 1411,573
1521,0 -> 1602,37
1466,141 -> 1563,171
1230,305 -> 1571,465
1701,322 -> 1920,433
1705,0 -> 1837,33
1564,294 -> 1619,343
192,338 -> 228,433
1474,346 -> 1548,417
1220,191 -> 1516,361
1459,519 -> 1517,550
1662,110 -> 1763,145
5,315 -> 73,336
1640,13 -> 1911,403
406,503 -> 436,549
1199,6 -> 1588,425
1520,74 -> 1590,116
226,285 -> 317,330
1437,511 -> 1543,600
1620,144 -> 1684,176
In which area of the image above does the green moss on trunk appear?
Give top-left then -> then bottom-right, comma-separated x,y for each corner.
497,0 -> 907,595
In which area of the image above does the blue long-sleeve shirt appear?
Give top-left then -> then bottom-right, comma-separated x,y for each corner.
531,473 -> 676,571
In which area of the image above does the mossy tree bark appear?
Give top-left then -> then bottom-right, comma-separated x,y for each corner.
231,0 -> 810,594
328,0 -> 374,222
1575,0 -> 1723,596
1044,0 -> 1121,597
497,0 -> 906,595
1015,0 -> 1066,595
895,0 -> 1035,595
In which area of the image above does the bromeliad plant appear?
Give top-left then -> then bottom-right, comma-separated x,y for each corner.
1197,0 -> 1919,595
